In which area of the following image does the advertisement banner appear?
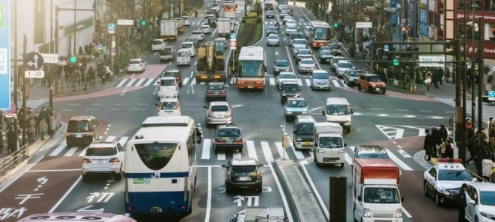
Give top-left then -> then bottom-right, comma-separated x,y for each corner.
0,0 -> 10,110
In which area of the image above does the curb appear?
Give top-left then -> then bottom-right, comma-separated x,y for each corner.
412,150 -> 433,170
271,159 -> 301,222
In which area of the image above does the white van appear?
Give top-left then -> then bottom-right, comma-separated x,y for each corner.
313,122 -> 346,167
151,39 -> 165,51
182,16 -> 191,26
177,49 -> 191,66
156,76 -> 179,99
181,42 -> 197,57
321,97 -> 353,133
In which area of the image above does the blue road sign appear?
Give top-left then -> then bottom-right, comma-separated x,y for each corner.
97,43 -> 103,49
230,33 -> 236,39
384,45 -> 390,52
489,91 -> 495,97
107,23 -> 116,32
0,0 -> 11,110
24,51 -> 44,71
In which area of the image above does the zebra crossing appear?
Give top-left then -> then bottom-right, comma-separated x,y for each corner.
46,136 -> 420,170
435,97 -> 494,122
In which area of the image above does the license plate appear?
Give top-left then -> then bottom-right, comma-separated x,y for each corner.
238,177 -> 250,181
76,134 -> 82,138
323,157 -> 339,162
376,88 -> 380,91
304,141 -> 310,145
248,86 -> 253,88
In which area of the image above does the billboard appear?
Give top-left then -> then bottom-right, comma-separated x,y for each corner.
0,0 -> 11,110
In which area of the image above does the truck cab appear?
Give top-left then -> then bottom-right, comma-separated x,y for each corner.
313,122 -> 345,167
322,97 -> 353,132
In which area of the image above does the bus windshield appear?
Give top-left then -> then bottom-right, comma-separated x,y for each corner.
135,143 -> 178,170
314,27 -> 331,40
296,123 -> 314,135
240,60 -> 263,77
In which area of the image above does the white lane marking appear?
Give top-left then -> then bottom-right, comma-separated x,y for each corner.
125,79 -> 137,87
105,136 -> 116,142
270,78 -> 276,85
385,149 -> 413,171
64,147 -> 78,156
90,103 -> 102,106
297,78 -> 303,86
116,79 -> 127,88
135,79 -> 146,87
402,207 -> 412,218
205,166 -> 212,222
398,149 -> 412,158
275,142 -> 289,160
28,169 -> 81,172
217,152 -> 226,161
190,71 -> 194,78
300,160 -> 330,220
200,82 -> 206,85
183,77 -> 190,85
79,148 -> 87,157
144,78 -> 155,87
293,148 -> 305,160
118,136 -> 129,147
49,176 -> 83,213
246,140 -> 258,161
268,162 -> 294,222
49,142 -> 67,156
345,153 -> 353,165
305,79 -> 311,86
61,109 -> 74,112
233,151 -> 242,159
261,141 -> 274,163
332,80 -> 340,87
202,139 -> 212,159
191,78 -> 197,85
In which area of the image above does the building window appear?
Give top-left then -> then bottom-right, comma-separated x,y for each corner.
457,22 -> 477,40
457,0 -> 482,10
488,24 -> 495,40
487,0 -> 495,11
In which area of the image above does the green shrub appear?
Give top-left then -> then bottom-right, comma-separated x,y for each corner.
257,17 -> 262,23
248,23 -> 262,45
241,18 -> 246,23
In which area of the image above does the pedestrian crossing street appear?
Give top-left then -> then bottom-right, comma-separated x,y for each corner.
117,77 -> 349,88
46,136 -> 418,171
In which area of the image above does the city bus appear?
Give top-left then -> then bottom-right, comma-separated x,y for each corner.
309,21 -> 332,48
223,0 -> 237,18
124,116 -> 202,215
237,46 -> 266,90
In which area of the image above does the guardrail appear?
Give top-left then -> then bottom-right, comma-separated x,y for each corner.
387,79 -> 430,94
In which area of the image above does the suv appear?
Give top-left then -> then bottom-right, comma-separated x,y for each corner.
82,141 -> 125,181
66,116 -> 100,147
205,81 -> 227,101
222,158 -> 264,193
284,96 -> 308,119
213,125 -> 244,153
280,80 -> 300,104
353,145 -> 389,160
358,73 -> 387,94
204,101 -> 233,127
161,70 -> 183,87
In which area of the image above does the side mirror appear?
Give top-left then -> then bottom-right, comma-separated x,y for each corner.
314,142 -> 318,147
401,197 -> 405,202
156,81 -> 160,85
351,109 -> 354,114
322,110 -> 325,116
357,196 -> 362,201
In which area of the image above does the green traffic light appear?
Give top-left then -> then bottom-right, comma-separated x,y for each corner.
141,20 -> 146,26
333,22 -> 338,28
69,56 -> 77,63
393,59 -> 400,66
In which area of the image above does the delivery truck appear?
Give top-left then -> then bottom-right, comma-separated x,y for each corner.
313,122 -> 345,167
353,158 -> 404,222
160,20 -> 178,41
217,18 -> 232,38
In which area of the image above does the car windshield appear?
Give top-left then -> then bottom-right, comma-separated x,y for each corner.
290,33 -> 303,39
208,84 -> 225,90
276,60 -> 289,67
480,191 -> 495,206
321,50 -> 332,55
160,101 -> 178,110
129,60 -> 141,64
332,58 -> 344,63
163,71 -> 178,77
85,147 -> 117,156
160,79 -> 175,86
347,71 -> 359,77
211,105 -> 229,112
135,143 -> 177,170
182,43 -> 192,48
326,104 -> 352,115
279,73 -> 294,79
299,49 -> 311,55
301,60 -> 314,65
186,38 -> 196,42
438,170 -> 472,181
296,123 -> 314,135
152,40 -> 163,45
268,35 -> 278,40
217,128 -> 241,137
363,187 -> 401,204
232,166 -> 256,173
178,50 -> 190,57
368,76 -> 383,82
68,120 -> 90,132
283,84 -> 299,92
287,100 -> 307,108
294,40 -> 306,45
358,153 -> 389,159
339,63 -> 352,68
314,73 -> 328,79
319,137 -> 343,148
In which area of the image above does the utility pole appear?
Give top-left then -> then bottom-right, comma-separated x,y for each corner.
477,17 -> 484,143
22,34 -> 27,146
13,0 -> 19,148
73,0 -> 77,54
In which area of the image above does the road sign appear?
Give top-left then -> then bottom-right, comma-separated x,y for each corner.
230,40 -> 236,49
0,0 -> 10,110
355,22 -> 372,28
418,55 -> 445,67
24,51 -> 44,70
230,33 -> 236,39
489,91 -> 495,101
41,53 -> 59,64
384,45 -> 390,52
107,23 -> 116,34
97,43 -> 103,50
25,70 -> 45,78
117,19 -> 134,26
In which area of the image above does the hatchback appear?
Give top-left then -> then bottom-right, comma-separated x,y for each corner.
266,26 -> 278,36
213,125 -> 244,153
200,25 -> 212,34
82,141 -> 125,181
296,49 -> 312,61
181,42 -> 197,57
205,82 -> 227,101
284,96 -> 309,119
319,49 -> 333,63
267,34 -> 280,46
151,39 -> 165,51
222,158 -> 264,193
204,101 -> 233,126
310,70 -> 330,90
127,59 -> 146,73
191,30 -> 205,41
156,98 -> 181,116
66,116 -> 100,147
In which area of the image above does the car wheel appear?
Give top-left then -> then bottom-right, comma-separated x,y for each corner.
357,85 -> 361,91
115,167 -> 123,181
368,86 -> 373,93
435,192 -> 442,206
214,144 -> 218,153
256,184 -> 262,193
382,89 -> 386,94
423,182 -> 429,197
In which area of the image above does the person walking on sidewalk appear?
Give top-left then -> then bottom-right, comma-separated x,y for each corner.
431,126 -> 441,157
40,119 -> 47,140
49,115 -> 55,138
482,158 -> 495,182
445,67 -> 451,83
7,125 -> 17,155
28,117 -> 35,143
424,129 -> 434,161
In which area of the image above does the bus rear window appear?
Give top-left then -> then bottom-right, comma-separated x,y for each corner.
135,143 -> 178,170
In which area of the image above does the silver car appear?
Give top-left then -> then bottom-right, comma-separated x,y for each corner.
310,70 -> 330,90
191,30 -> 205,41
267,34 -> 280,46
285,24 -> 298,36
343,69 -> 364,86
204,101 -> 233,126
276,72 -> 297,91
298,58 -> 316,73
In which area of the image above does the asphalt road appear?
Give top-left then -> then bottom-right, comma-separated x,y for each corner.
0,2 -> 459,222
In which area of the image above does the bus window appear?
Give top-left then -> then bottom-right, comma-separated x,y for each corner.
135,143 -> 178,170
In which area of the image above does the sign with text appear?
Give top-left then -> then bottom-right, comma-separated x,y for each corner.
0,0 -> 10,110
117,19 -> 134,26
25,70 -> 45,78
356,22 -> 372,28
418,56 -> 445,67
41,53 -> 59,64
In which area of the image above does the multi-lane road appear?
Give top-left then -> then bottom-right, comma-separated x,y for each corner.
0,1 -> 460,222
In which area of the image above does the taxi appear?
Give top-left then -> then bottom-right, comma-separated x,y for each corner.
423,158 -> 474,206
284,96 -> 308,120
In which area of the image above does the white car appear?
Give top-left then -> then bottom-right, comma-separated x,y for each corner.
465,182 -> 495,222
291,38 -> 307,47
157,98 -> 181,116
292,45 -> 307,58
336,60 -> 353,77
276,72 -> 297,91
82,141 -> 125,181
200,25 -> 212,34
286,20 -> 297,27
182,16 -> 191,26
127,58 -> 146,73
151,39 -> 165,51
156,76 -> 179,99
298,58 -> 316,73
191,30 -> 205,41
181,42 -> 197,57
285,24 -> 298,36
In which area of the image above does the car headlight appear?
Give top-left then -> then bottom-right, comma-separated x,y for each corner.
395,209 -> 402,218
363,208 -> 371,217
437,188 -> 450,196
286,111 -> 292,114
296,138 -> 302,141
318,149 -> 324,153
344,122 -> 351,125
275,69 -> 279,71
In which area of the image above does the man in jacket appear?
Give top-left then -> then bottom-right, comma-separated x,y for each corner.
431,126 -> 441,157
7,125 -> 17,155
424,129 -> 434,161
458,183 -> 468,222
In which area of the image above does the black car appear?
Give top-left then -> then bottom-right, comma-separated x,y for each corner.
205,81 -> 227,101
280,81 -> 300,104
66,116 -> 100,147
222,158 -> 264,193
273,59 -> 290,76
266,26 -> 278,36
161,70 -> 183,87
213,125 -> 244,153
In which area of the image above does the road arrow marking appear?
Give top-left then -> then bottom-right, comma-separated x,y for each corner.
77,205 -> 104,213
37,176 -> 48,185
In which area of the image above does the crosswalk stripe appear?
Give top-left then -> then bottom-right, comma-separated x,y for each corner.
385,148 -> 413,171
200,82 -> 206,85
144,78 -> 155,87
233,151 -> 242,159
116,79 -> 127,88
261,141 -> 274,163
332,80 -> 341,87
230,77 -> 236,85
118,136 -> 129,147
297,79 -> 303,86
191,78 -> 197,85
105,136 -> 116,143
183,77 -> 190,85
125,79 -> 137,87
275,142 -> 289,160
64,147 -> 79,156
49,142 -> 67,156
292,148 -> 305,160
217,152 -> 226,160
305,79 -> 311,86
344,153 -> 353,165
269,78 -> 275,86
201,139 -> 212,159
79,147 -> 87,157
246,140 -> 258,160
135,79 -> 146,87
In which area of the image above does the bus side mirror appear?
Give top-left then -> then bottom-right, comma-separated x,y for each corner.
322,110 -> 325,115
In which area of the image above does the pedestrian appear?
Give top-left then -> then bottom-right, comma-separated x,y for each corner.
457,183 -> 468,222
466,119 -> 473,130
7,125 -> 17,155
40,119 -> 48,140
28,117 -> 35,143
439,125 -> 448,143
431,126 -> 441,157
482,158 -> 495,182
445,67 -> 451,83
444,140 -> 454,159
49,115 -> 55,138
438,68 -> 444,85
195,10 -> 198,18
424,129 -> 434,161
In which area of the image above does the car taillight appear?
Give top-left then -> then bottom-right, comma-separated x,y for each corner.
256,171 -> 261,179
216,138 -> 225,143
206,91 -> 213,94
219,91 -> 226,95
234,138 -> 243,143
85,133 -> 93,137
110,158 -> 120,163
83,159 -> 91,163
227,171 -> 232,180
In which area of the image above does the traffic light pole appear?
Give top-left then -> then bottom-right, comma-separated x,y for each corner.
477,17 -> 484,144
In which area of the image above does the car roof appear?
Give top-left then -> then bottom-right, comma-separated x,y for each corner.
355,145 -> 387,153
435,162 -> 466,170
282,79 -> 298,84
276,59 -> 288,62
165,69 -> 179,73
153,38 -> 163,41
326,97 -> 349,104
209,101 -> 230,106
217,124 -> 240,130
182,42 -> 194,44
279,71 -> 295,75
469,182 -> 495,191
296,115 -> 315,123
268,34 -> 279,37
287,96 -> 305,101
231,158 -> 258,166
312,69 -> 328,74
160,76 -> 176,80
300,58 -> 314,62
160,97 -> 179,102
87,142 -> 118,148
130,58 -> 142,62
69,116 -> 95,121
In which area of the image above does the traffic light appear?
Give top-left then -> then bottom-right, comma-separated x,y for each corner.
141,20 -> 147,26
69,56 -> 77,64
392,58 -> 400,66
333,22 -> 338,28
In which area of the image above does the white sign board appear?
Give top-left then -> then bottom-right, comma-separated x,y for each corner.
117,19 -> 134,26
41,54 -> 59,64
24,70 -> 44,78
356,22 -> 372,28
418,56 -> 445,67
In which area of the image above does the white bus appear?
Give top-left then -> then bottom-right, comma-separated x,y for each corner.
236,46 -> 267,90
309,21 -> 331,48
124,116 -> 202,215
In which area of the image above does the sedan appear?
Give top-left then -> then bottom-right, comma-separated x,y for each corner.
273,59 -> 290,75
185,37 -> 200,48
266,26 -> 278,36
303,26 -> 311,39
298,58 -> 316,73
127,58 -> 146,73
465,182 -> 495,222
267,34 -> 280,46
292,45 -> 307,58
285,25 -> 298,36
319,49 -> 333,63
200,25 -> 212,34
285,20 -> 297,27
204,101 -> 233,127
205,81 -> 227,101
283,16 -> 294,25
265,10 -> 275,18
191,30 -> 205,41
296,49 -> 312,61
156,98 -> 181,116
291,38 -> 307,47
343,69 -> 363,86
213,125 -> 244,153
276,72 -> 297,90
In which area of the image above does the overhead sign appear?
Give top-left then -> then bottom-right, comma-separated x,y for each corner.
25,70 -> 45,78
384,45 -> 390,52
107,23 -> 116,34
24,51 -> 44,70
355,22 -> 372,28
117,19 -> 134,26
0,0 -> 11,110
41,53 -> 59,64
418,56 -> 446,67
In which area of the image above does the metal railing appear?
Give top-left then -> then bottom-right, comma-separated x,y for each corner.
387,79 -> 430,94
